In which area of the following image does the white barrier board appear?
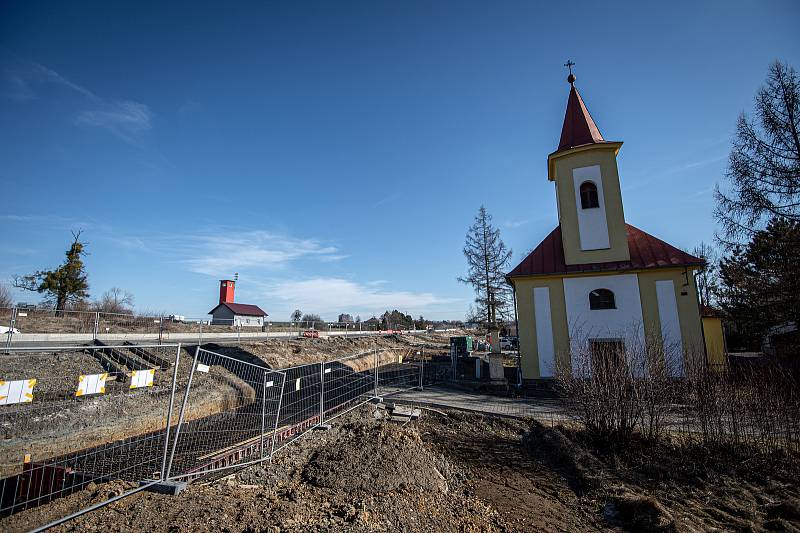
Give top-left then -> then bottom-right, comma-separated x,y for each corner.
0,379 -> 37,405
76,373 -> 109,396
130,369 -> 155,389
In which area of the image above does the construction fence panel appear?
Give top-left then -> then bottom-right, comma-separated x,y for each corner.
321,351 -> 379,423
96,313 -> 162,337
0,343 -> 182,517
7,309 -> 96,336
376,347 -> 423,396
270,362 -> 323,454
164,348 -> 285,481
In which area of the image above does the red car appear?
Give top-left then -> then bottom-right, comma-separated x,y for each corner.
302,329 -> 320,338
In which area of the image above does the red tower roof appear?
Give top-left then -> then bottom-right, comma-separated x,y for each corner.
507,224 -> 704,279
557,84 -> 605,152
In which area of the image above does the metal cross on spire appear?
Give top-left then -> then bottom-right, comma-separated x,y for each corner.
564,60 -> 576,85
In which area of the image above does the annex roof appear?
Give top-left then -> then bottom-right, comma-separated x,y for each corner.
507,224 -> 704,279
208,302 -> 268,316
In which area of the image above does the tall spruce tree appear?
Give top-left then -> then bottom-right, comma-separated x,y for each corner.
458,206 -> 513,326
13,231 -> 89,314
715,61 -> 800,244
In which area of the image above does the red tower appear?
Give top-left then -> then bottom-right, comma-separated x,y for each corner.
219,279 -> 235,304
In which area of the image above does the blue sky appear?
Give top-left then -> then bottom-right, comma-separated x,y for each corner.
1,1 -> 798,321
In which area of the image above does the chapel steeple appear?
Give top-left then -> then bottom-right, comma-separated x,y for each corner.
546,64 -> 630,265
557,76 -> 605,152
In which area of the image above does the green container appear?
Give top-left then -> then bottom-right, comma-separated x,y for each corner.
450,336 -> 473,357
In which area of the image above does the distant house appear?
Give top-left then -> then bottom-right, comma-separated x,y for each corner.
362,317 -> 381,327
209,302 -> 268,327
208,279 -> 268,327
338,313 -> 354,323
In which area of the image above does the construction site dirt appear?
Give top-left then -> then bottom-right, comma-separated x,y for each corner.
0,334 -> 450,477
4,402 -> 799,532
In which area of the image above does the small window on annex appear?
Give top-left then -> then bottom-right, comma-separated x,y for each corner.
579,181 -> 599,209
589,288 -> 616,310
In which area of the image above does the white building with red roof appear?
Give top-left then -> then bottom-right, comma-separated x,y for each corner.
208,279 -> 268,327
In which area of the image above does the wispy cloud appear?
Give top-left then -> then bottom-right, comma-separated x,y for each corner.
259,277 -> 458,318
372,192 -> 401,208
504,219 -> 529,229
2,50 -> 152,142
75,100 -> 152,139
688,185 -> 715,199
172,230 -> 346,276
626,153 -> 727,192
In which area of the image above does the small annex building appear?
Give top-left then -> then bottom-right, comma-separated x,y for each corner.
208,279 -> 268,327
507,71 -> 719,381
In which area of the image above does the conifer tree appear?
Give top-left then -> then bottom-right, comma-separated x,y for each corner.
14,231 -> 89,314
715,61 -> 800,244
458,206 -> 513,326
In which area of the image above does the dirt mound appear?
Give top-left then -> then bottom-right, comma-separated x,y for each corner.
302,420 -> 451,495
603,493 -> 675,531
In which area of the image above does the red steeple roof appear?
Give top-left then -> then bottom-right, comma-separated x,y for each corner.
557,84 -> 605,152
506,224 -> 704,279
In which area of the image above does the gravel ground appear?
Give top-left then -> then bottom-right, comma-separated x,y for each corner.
3,403 -> 799,532
0,346 -> 253,477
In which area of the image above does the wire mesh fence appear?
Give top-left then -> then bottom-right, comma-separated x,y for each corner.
376,347 -> 423,396
321,351 -> 378,423
0,341 -> 439,527
164,348 -> 286,481
0,343 -> 182,516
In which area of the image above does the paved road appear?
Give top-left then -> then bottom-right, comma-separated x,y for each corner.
385,385 -> 570,424
3,330 -> 442,349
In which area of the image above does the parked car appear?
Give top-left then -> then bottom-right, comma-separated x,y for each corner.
302,329 -> 320,338
500,336 -> 518,350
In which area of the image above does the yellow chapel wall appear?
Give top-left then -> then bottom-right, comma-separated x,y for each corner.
513,267 -> 705,379
550,145 -> 630,266
512,276 -> 570,380
637,268 -> 705,362
702,316 -> 727,369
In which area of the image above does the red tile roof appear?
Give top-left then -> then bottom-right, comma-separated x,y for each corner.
507,224 -> 704,279
208,302 -> 268,316
557,84 -> 606,152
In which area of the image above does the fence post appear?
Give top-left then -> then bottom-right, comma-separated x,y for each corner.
5,307 -> 16,351
260,370 -> 267,461
419,346 -> 424,390
237,324 -> 241,345
160,343 -> 182,480
319,362 -> 325,425
165,345 -> 200,479
158,316 -> 164,345
270,374 -> 287,461
374,344 -> 379,398
92,312 -> 99,340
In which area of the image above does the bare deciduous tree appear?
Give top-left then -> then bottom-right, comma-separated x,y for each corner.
95,287 -> 135,314
692,241 -> 719,308
0,284 -> 12,308
715,61 -> 800,245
